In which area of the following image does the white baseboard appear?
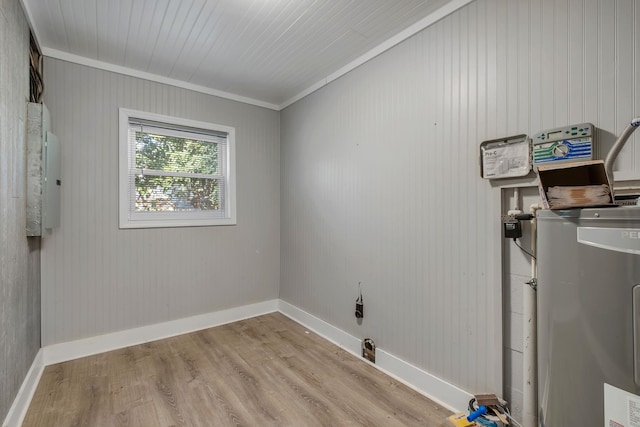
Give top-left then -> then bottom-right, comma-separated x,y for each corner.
6,298 -> 470,427
278,299 -> 472,413
5,300 -> 278,426
374,349 -> 472,413
2,349 -> 45,427
43,299 -> 279,365
278,300 -> 363,356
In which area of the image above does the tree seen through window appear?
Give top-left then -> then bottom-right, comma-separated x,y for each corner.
134,132 -> 222,212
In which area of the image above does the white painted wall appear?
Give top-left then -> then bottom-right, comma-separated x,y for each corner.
280,0 -> 640,403
41,58 -> 281,346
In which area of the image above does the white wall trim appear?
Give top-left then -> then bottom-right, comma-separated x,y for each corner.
278,300 -> 363,356
374,349 -> 472,413
278,300 -> 472,412
42,299 -> 279,365
26,1 -> 474,113
7,299 -> 471,425
2,349 -> 45,427
278,0 -> 475,109
41,48 -> 280,111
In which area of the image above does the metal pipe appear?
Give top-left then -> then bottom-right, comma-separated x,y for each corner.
523,203 -> 541,427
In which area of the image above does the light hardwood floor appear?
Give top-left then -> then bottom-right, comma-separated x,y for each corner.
23,313 -> 452,426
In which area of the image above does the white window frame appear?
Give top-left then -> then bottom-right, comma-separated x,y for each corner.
118,108 -> 236,228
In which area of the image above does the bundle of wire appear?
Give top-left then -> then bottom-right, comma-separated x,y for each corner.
468,397 -> 523,427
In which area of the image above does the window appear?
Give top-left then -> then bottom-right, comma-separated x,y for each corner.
119,108 -> 236,228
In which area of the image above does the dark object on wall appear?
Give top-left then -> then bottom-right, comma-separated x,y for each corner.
29,32 -> 44,103
362,338 -> 375,363
355,293 -> 363,319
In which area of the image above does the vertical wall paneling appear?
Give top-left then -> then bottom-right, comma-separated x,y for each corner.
463,3 -> 478,386
41,58 -> 281,346
282,0 -> 504,396
501,187 -> 539,421
598,0 -> 616,159
540,1 -> 556,128
567,0 -> 584,125
582,0 -> 600,156
280,0 -> 640,409
505,2 -> 517,136
528,0 -> 542,133
515,2 -> 530,133
614,0 -> 635,174
0,0 -> 41,422
636,1 -> 640,175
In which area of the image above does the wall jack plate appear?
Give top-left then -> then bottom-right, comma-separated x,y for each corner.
362,338 -> 376,363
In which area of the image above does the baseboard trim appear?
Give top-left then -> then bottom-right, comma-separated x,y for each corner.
42,299 -> 279,365
277,300 -> 363,356
7,299 -> 470,427
374,349 -> 472,413
2,349 -> 45,427
278,299 -> 472,413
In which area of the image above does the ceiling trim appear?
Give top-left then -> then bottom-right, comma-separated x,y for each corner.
25,0 -> 474,112
42,48 -> 281,111
278,0 -> 475,110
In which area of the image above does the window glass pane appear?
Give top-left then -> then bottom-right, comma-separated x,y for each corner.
135,175 -> 223,212
134,131 -> 220,175
120,108 -> 236,228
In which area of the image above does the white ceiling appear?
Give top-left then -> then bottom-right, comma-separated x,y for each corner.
21,0 -> 464,109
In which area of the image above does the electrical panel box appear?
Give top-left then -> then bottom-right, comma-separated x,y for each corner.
26,102 -> 61,236
532,123 -> 594,170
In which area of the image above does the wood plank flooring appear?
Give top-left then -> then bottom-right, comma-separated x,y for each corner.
23,313 -> 452,426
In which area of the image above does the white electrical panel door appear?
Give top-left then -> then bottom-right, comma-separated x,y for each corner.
43,131 -> 61,229
26,102 -> 61,236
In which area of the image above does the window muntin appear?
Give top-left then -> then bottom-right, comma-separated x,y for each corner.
119,109 -> 236,228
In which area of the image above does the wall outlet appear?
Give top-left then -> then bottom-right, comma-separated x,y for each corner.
362,338 -> 376,363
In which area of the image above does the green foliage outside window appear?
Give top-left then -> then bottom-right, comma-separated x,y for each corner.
134,132 -> 221,212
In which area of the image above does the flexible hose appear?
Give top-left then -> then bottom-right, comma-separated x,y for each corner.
604,117 -> 640,187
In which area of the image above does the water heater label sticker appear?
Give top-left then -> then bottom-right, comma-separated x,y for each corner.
630,398 -> 640,427
605,383 -> 640,427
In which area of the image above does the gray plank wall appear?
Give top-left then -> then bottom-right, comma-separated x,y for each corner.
281,0 -> 640,402
41,58 -> 281,346
502,186 -> 540,421
0,0 -> 41,421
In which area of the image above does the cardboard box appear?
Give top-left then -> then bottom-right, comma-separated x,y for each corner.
536,160 -> 614,209
442,414 -> 476,427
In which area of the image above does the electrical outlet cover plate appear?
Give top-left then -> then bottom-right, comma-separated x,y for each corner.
362,338 -> 376,363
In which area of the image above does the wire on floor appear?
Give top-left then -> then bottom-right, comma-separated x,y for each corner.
504,412 -> 524,427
